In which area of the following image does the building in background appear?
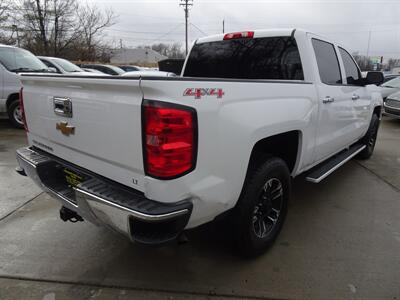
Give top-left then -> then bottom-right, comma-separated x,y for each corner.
391,67 -> 400,75
110,48 -> 167,65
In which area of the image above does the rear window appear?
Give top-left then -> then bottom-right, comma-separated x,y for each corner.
184,36 -> 304,80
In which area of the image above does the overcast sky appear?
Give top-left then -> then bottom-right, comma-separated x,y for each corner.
88,0 -> 400,59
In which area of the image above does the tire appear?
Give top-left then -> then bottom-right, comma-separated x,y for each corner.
357,114 -> 380,160
233,157 -> 290,257
7,100 -> 24,129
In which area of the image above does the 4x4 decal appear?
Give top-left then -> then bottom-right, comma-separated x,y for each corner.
183,88 -> 225,99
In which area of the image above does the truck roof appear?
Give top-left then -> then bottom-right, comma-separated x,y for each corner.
196,28 -> 298,44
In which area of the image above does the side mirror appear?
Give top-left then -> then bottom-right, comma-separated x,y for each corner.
366,71 -> 384,86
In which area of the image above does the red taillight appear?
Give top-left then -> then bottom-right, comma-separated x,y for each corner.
143,100 -> 197,179
223,31 -> 254,40
19,87 -> 28,132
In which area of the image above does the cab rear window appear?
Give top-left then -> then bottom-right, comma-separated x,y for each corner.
184,36 -> 304,80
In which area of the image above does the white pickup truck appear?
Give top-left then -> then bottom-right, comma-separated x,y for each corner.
16,29 -> 384,256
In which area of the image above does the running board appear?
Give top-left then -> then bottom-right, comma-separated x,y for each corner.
306,144 -> 366,183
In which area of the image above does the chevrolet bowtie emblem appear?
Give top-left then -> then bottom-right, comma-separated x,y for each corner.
56,121 -> 75,136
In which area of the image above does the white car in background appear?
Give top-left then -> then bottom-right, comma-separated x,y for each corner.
380,76 -> 400,99
121,70 -> 176,77
81,68 -> 108,74
38,56 -> 102,76
383,90 -> 400,119
0,44 -> 52,128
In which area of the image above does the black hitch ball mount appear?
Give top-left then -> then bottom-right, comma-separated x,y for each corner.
60,206 -> 84,223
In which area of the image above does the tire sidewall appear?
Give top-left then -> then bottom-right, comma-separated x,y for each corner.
8,100 -> 24,129
235,158 -> 290,256
359,114 -> 379,159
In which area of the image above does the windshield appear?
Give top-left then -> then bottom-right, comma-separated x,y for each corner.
106,65 -> 125,75
382,76 -> 400,88
0,47 -> 48,72
52,58 -> 83,73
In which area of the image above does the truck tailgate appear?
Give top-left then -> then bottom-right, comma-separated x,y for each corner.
21,76 -> 145,191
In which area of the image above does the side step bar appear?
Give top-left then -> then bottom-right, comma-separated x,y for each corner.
306,144 -> 366,183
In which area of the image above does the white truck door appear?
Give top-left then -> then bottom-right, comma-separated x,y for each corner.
311,38 -> 358,163
337,47 -> 371,140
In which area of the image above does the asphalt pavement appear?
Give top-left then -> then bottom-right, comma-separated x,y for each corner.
0,117 -> 399,300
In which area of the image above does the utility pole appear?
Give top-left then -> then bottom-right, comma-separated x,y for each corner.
180,0 -> 193,56
366,30 -> 372,58
365,30 -> 372,70
222,19 -> 225,34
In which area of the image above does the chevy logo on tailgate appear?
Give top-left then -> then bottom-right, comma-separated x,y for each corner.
56,121 -> 75,136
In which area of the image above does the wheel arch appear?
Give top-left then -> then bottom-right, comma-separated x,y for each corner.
247,130 -> 302,177
373,105 -> 382,119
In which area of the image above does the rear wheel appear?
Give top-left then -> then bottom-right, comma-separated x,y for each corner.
233,157 -> 290,257
357,114 -> 379,160
8,100 -> 24,129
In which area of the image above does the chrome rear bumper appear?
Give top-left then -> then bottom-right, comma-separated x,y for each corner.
16,147 -> 192,244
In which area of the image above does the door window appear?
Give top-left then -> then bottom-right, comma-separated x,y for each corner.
312,39 -> 342,85
339,47 -> 361,85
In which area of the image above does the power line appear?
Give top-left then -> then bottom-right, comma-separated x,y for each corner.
190,22 -> 208,36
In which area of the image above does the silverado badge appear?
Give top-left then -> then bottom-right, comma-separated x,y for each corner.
56,121 -> 75,136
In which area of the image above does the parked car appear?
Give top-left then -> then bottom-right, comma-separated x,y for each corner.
79,64 -> 125,75
158,58 -> 185,75
81,68 -> 107,74
16,29 -> 383,256
383,74 -> 399,83
0,44 -> 51,128
121,70 -> 176,77
380,76 -> 400,99
118,65 -> 142,72
38,56 -> 101,76
383,90 -> 400,119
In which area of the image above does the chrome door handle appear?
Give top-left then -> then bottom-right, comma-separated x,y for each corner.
323,96 -> 335,103
352,94 -> 360,101
53,97 -> 73,118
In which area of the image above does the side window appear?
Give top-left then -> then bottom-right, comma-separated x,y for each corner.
339,47 -> 361,85
42,60 -> 52,67
312,39 -> 342,85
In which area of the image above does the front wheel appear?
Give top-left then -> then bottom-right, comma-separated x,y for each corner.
357,114 -> 380,160
233,157 -> 290,257
7,100 -> 24,129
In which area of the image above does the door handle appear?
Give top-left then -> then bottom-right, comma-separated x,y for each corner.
352,94 -> 360,101
322,96 -> 335,104
53,97 -> 73,118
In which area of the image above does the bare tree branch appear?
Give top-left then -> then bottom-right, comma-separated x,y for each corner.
76,3 -> 116,61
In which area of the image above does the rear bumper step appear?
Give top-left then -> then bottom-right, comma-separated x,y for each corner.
16,147 -> 192,244
306,144 -> 366,183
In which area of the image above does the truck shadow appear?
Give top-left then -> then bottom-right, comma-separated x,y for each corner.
84,164 -> 365,293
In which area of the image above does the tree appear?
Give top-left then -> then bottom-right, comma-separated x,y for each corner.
150,43 -> 185,59
352,52 -> 374,71
5,0 -> 115,61
13,0 -> 79,56
76,3 -> 115,61
387,58 -> 400,71
0,0 -> 17,44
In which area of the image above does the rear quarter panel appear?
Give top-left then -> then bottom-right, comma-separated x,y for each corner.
140,78 -> 318,227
